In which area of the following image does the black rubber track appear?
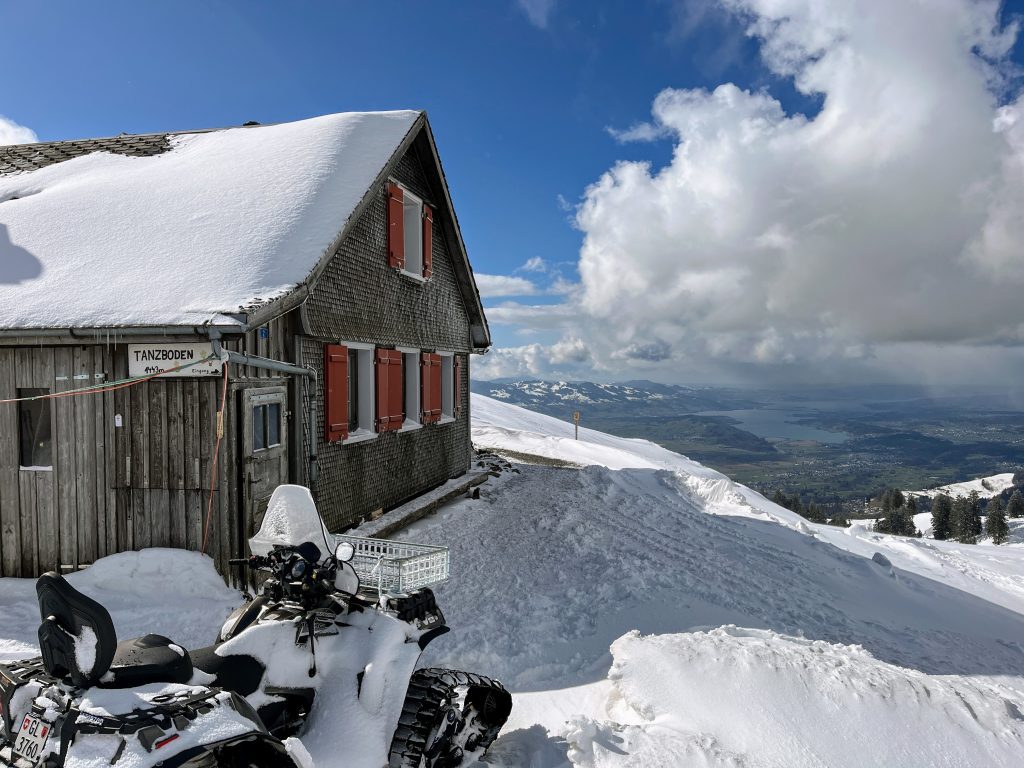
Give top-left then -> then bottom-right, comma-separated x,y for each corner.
388,668 -> 513,768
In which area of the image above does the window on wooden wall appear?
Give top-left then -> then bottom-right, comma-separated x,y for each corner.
400,349 -> 421,429
420,352 -> 442,424
347,348 -> 359,432
387,182 -> 433,281
18,389 -> 52,470
403,189 -> 424,277
440,353 -> 455,421
252,401 -> 282,452
326,343 -> 376,444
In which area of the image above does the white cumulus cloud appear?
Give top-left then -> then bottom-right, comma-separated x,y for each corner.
0,115 -> 36,146
475,273 -> 538,298
559,0 -> 1024,382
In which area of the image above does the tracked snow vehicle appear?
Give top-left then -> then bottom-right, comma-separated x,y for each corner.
0,485 -> 511,767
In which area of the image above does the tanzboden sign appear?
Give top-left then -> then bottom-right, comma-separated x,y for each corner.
127,343 -> 223,378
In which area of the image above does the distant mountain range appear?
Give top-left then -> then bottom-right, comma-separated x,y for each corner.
470,379 -> 755,417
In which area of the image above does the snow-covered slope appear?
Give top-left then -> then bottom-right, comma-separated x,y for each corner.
907,472 -> 1016,500
399,395 -> 1024,767
2,396 -> 1023,766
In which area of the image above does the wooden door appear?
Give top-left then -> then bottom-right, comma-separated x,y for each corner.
239,386 -> 289,544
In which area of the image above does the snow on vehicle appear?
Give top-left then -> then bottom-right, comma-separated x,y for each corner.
0,485 -> 511,767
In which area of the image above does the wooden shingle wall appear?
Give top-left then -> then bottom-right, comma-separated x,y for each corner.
300,142 -> 474,531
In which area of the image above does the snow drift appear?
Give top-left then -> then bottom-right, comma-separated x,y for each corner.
563,628 -> 1024,768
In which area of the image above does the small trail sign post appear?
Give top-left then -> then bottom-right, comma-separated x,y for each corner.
573,410 -> 580,440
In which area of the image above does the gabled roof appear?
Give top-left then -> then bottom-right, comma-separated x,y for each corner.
0,111 -> 490,347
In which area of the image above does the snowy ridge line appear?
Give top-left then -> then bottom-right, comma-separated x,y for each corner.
906,472 -> 1017,500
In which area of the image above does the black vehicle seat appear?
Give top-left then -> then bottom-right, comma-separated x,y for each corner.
35,572 -> 193,689
101,634 -> 194,689
37,572 -> 118,688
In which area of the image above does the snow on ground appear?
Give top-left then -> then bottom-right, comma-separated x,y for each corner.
396,395 -> 1024,767
0,549 -> 239,662
907,472 -> 1016,500
0,110 -> 418,328
2,397 -> 1024,766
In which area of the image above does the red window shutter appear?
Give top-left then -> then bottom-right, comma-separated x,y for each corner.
430,355 -> 442,420
375,348 -> 390,431
422,205 -> 433,279
324,344 -> 349,442
387,183 -> 405,269
375,349 -> 404,432
420,353 -> 432,424
421,353 -> 442,424
454,355 -> 463,417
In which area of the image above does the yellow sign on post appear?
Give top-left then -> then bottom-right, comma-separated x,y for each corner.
573,410 -> 580,440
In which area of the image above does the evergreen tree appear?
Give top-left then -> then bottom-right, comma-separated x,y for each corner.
891,488 -> 905,510
986,498 -> 1009,545
951,496 -> 976,544
874,488 -> 915,535
1006,489 -> 1024,519
968,491 -> 983,538
875,491 -> 894,533
931,494 -> 952,540
903,496 -> 919,537
771,489 -> 788,508
804,502 -> 826,523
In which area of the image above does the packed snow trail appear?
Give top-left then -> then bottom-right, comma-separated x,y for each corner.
412,463 -> 1024,684
471,394 -> 1024,614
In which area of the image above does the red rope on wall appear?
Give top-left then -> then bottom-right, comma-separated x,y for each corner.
0,356 -> 217,404
201,362 -> 230,556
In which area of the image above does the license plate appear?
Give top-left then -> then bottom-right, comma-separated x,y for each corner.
13,713 -> 50,764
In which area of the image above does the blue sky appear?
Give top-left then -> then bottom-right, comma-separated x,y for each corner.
0,2 -> 793,283
3,1 -> 1024,385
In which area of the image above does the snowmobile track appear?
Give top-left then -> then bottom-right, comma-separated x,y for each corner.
388,667 -> 512,767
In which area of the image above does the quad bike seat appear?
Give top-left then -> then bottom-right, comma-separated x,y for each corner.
36,572 -> 193,689
105,633 -> 194,688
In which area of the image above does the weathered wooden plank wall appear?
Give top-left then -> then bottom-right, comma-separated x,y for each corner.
0,315 -> 297,580
0,347 -> 19,577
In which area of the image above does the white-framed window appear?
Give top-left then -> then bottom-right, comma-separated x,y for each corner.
252,400 -> 283,452
402,188 -> 424,278
399,347 -> 421,430
343,342 -> 376,443
440,352 -> 455,421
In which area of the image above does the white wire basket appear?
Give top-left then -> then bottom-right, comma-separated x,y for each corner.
335,534 -> 450,595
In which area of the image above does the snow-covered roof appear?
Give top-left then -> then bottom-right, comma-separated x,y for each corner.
0,111 -> 422,329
